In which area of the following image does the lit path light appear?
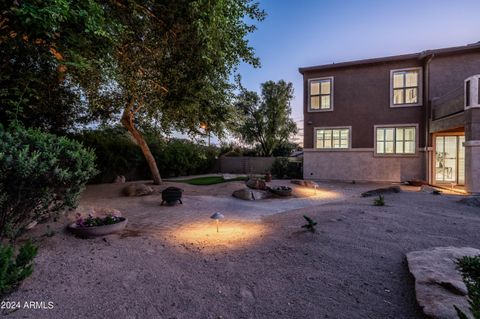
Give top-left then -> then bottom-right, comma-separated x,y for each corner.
165,220 -> 268,252
210,212 -> 224,233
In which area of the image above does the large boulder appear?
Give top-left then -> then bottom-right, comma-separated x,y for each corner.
291,180 -> 319,189
232,188 -> 272,201
406,246 -> 480,319
114,175 -> 126,183
122,183 -> 154,197
245,178 -> 268,190
458,196 -> 480,208
361,186 -> 401,197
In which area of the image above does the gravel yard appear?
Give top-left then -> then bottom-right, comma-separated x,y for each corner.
4,181 -> 480,319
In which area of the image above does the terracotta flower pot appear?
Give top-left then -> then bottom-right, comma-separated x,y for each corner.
68,218 -> 128,237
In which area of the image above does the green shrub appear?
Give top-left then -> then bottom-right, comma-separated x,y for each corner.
373,195 -> 385,206
456,255 -> 480,318
286,160 -> 303,179
271,157 -> 303,179
0,240 -> 38,296
74,128 -> 220,182
271,157 -> 289,178
0,125 -> 98,239
73,127 -> 148,183
301,215 -> 317,233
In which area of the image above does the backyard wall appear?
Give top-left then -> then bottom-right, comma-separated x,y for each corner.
217,156 -> 277,174
303,149 -> 425,182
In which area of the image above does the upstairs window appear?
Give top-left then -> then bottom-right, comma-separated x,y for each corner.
309,77 -> 333,111
391,68 -> 421,106
376,126 -> 416,154
315,127 -> 350,149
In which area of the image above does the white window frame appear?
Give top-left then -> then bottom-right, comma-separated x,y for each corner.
390,67 -> 423,108
314,126 -> 351,150
374,124 -> 419,156
308,76 -> 334,112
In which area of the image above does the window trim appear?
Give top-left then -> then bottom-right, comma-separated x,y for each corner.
389,67 -> 423,108
313,126 -> 351,151
308,76 -> 334,112
374,124 -> 419,156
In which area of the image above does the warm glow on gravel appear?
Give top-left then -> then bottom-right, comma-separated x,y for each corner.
165,220 -> 268,251
293,187 -> 341,200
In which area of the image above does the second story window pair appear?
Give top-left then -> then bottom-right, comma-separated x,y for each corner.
309,77 -> 333,111
391,68 -> 422,107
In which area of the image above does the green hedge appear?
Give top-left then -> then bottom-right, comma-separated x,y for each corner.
0,125 -> 97,239
74,128 -> 219,183
271,157 -> 303,179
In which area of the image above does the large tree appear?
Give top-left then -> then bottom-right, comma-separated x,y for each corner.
0,0 -> 119,132
97,0 -> 265,184
235,80 -> 297,156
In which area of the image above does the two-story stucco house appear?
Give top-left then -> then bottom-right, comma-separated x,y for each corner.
299,42 -> 480,193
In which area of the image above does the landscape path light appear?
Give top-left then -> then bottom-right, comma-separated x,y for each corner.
210,212 -> 224,233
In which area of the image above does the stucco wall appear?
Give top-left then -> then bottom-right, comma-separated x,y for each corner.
303,150 -> 425,182
302,59 -> 426,149
465,141 -> 480,194
429,51 -> 480,99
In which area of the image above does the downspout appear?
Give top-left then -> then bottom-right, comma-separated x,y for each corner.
424,53 -> 435,184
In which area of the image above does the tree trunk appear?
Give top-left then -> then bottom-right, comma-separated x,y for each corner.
121,102 -> 162,185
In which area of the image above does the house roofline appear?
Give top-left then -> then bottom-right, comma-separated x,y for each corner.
299,42 -> 480,74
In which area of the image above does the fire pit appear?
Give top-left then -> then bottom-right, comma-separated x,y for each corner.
161,187 -> 183,206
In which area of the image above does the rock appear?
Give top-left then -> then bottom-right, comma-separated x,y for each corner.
406,246 -> 480,319
361,186 -> 401,197
304,181 -> 319,189
291,179 -> 304,186
291,180 -> 319,189
458,196 -> 480,208
421,185 -> 443,194
122,183 -> 154,197
114,175 -> 126,183
232,188 -> 272,200
406,179 -> 428,186
245,179 -> 268,190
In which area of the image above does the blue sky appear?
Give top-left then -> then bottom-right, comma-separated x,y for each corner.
237,0 -> 480,143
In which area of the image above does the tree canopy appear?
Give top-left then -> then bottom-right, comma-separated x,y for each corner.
0,0 -> 119,132
1,0 -> 266,184
100,0 -> 266,183
235,80 -> 297,156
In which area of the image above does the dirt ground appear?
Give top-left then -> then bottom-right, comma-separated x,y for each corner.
4,180 -> 480,319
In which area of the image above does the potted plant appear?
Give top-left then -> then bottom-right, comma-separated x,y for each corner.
68,212 -> 128,237
269,185 -> 292,197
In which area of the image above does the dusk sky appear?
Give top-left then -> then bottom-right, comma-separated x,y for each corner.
237,0 -> 480,143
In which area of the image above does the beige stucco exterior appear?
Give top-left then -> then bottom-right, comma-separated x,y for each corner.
303,149 -> 425,182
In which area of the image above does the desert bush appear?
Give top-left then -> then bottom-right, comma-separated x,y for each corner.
0,125 -> 98,239
373,195 -> 385,206
301,215 -> 317,233
0,240 -> 38,296
455,255 -> 480,319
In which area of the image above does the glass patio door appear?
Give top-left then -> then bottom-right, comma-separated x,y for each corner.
435,135 -> 465,185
